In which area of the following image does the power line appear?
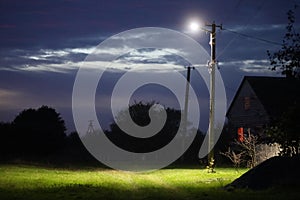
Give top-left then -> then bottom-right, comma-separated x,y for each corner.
222,27 -> 282,46
216,0 -> 267,59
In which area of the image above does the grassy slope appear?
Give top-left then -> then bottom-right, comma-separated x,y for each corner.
0,165 -> 298,200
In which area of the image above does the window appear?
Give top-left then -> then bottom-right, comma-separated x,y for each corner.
244,96 -> 251,110
237,127 -> 244,142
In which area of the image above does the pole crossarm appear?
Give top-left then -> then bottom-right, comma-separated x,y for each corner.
202,23 -> 222,34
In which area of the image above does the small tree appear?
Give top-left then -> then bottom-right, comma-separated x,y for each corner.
236,130 -> 259,168
267,5 -> 300,78
221,129 -> 259,168
220,147 -> 245,169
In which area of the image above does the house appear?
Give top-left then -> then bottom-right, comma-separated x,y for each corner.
226,76 -> 300,164
227,76 -> 300,139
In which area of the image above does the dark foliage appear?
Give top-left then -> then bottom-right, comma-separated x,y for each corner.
0,103 -> 229,166
105,101 -> 205,164
63,132 -> 100,165
0,106 -> 67,161
267,5 -> 300,78
0,122 -> 14,160
266,103 -> 300,156
106,101 -> 181,153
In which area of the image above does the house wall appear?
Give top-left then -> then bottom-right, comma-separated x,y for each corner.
227,80 -> 270,135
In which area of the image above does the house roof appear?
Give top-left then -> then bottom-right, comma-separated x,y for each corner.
227,76 -> 300,119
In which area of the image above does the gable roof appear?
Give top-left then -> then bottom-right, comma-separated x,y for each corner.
227,76 -> 300,119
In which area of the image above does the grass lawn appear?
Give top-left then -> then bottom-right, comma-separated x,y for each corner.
0,164 -> 299,200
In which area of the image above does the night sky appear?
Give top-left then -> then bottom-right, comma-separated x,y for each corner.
1,0 -> 299,133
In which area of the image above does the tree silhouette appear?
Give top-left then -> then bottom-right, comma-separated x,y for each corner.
266,103 -> 300,157
267,5 -> 300,78
64,131 -> 99,164
0,122 -> 15,160
103,101 -> 205,164
12,105 -> 66,158
106,101 -> 181,153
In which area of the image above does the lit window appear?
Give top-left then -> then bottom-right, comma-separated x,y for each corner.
237,127 -> 244,142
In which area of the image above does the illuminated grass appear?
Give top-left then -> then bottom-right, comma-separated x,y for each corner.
0,165 -> 299,200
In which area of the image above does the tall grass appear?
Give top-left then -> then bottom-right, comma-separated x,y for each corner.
0,165 -> 298,200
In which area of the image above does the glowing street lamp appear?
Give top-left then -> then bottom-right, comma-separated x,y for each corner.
189,21 -> 200,33
188,20 -> 222,172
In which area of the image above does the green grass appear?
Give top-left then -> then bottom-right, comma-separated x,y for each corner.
0,164 -> 299,200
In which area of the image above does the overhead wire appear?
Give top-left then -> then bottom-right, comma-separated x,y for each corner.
216,0 -> 273,60
221,27 -> 282,46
